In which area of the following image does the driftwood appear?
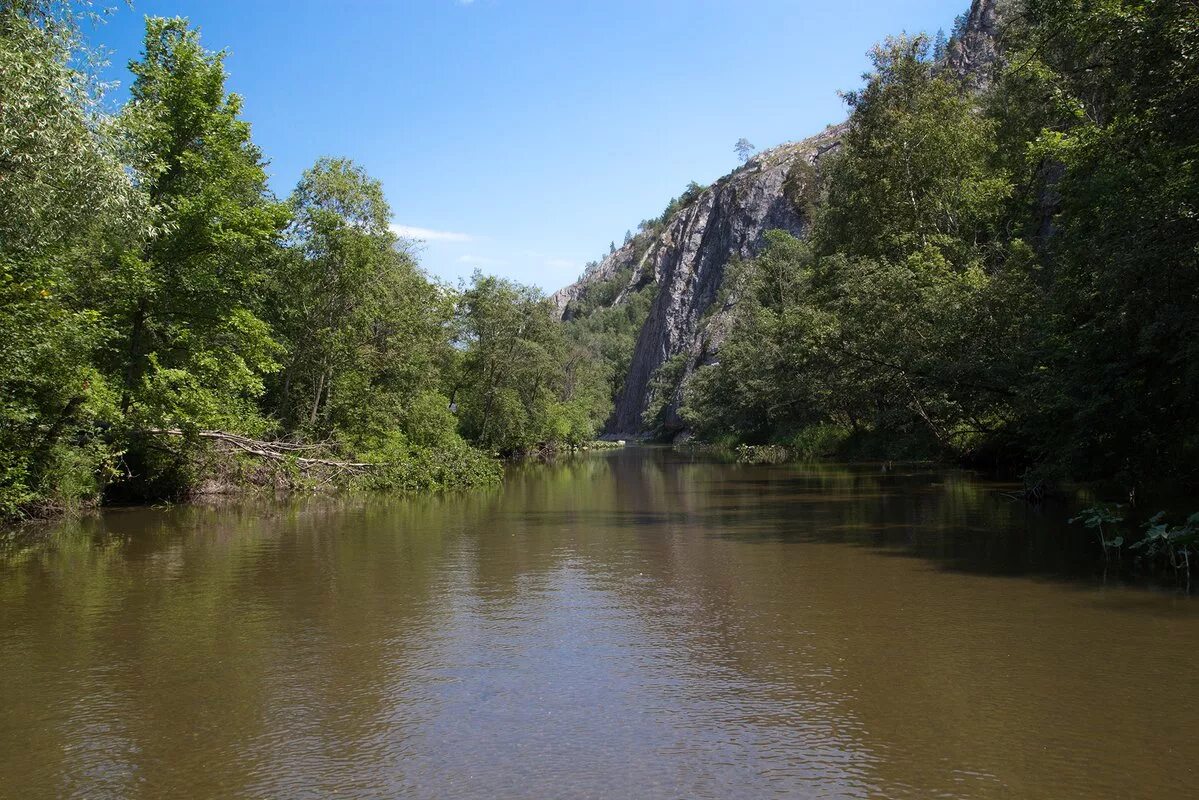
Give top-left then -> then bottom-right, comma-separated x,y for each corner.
144,428 -> 377,472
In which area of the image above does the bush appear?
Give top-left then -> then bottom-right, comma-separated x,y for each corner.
784,424 -> 851,459
355,436 -> 501,492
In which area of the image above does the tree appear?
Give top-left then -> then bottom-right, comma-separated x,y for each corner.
268,158 -> 459,451
456,274 -> 608,453
734,138 -> 756,162
563,282 -> 653,417
999,0 -> 1199,484
109,17 -> 287,437
688,8 -> 1199,489
689,34 -> 1032,462
0,1 -> 134,516
822,34 -> 1008,263
683,232 -> 852,442
932,28 -> 948,61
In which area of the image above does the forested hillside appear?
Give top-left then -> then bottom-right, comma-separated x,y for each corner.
685,0 -> 1197,491
0,2 -> 613,521
563,0 -> 1198,493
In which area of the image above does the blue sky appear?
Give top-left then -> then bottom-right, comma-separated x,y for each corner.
90,0 -> 967,291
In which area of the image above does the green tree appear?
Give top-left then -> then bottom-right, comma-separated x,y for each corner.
687,34 -> 1035,462
0,1 -> 134,517
811,34 -> 1033,458
457,274 -> 607,453
108,17 -> 287,436
734,138 -> 755,162
564,280 -> 655,413
269,158 -> 460,453
684,233 -> 842,441
821,34 -> 1009,263
1002,0 -> 1199,484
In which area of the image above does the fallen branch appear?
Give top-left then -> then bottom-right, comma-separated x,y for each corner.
143,428 -> 378,471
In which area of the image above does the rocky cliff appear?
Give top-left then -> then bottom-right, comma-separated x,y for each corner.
555,0 -> 1004,437
945,0 -> 1008,90
556,126 -> 846,435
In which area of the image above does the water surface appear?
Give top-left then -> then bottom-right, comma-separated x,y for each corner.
2,448 -> 1196,798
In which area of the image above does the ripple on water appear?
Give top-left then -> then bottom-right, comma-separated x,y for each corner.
1,454 -> 1198,798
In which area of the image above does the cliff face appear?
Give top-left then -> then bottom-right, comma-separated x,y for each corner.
555,127 -> 844,436
615,129 -> 847,434
556,0 -> 1002,438
945,0 -> 1007,90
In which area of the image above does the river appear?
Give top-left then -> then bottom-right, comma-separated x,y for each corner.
1,447 -> 1196,799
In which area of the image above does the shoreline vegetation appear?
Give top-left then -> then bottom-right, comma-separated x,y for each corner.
630,3 -> 1198,511
2,4 -> 621,525
3,0 -> 1197,551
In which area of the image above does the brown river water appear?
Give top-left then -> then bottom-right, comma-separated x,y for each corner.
1,447 -> 1196,799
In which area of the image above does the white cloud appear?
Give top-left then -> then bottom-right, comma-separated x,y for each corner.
543,258 -> 579,270
390,224 -> 473,243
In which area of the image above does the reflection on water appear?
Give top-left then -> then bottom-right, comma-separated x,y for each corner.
1,448 -> 1196,799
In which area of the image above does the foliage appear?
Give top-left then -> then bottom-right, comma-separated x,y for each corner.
642,352 -> 689,437
456,274 -> 610,455
735,444 -> 789,464
999,0 -> 1199,485
569,264 -> 634,318
267,157 -> 458,452
352,436 -> 503,492
1069,505 -> 1199,584
0,3 -> 132,517
1070,503 -> 1125,554
584,439 -> 625,450
656,181 -> 707,227
4,0 -> 1197,522
685,6 -> 1199,492
564,283 -> 655,406
107,16 -> 288,437
627,179 -> 709,238
822,34 -> 1009,263
1132,512 -> 1199,580
784,424 -> 851,460
0,8 -> 595,521
782,158 -> 821,221
734,138 -> 756,162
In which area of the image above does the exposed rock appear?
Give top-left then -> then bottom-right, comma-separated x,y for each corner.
555,0 -> 1004,438
946,0 -> 1008,90
555,126 -> 845,436
552,234 -> 653,320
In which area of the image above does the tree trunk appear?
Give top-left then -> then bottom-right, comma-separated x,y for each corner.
310,368 -> 326,427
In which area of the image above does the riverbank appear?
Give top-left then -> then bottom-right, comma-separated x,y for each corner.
2,436 -> 628,533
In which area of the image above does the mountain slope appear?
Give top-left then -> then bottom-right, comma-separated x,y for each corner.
556,0 -> 1004,438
